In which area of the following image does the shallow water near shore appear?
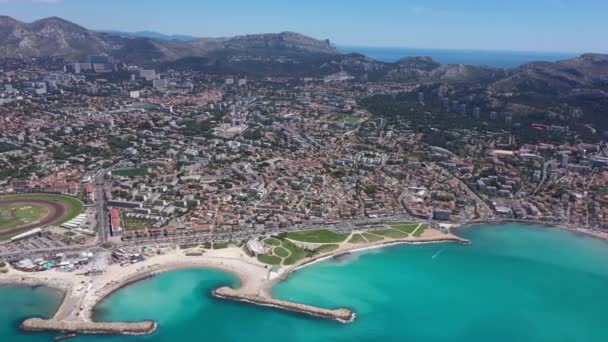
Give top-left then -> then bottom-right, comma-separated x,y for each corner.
0,286 -> 62,341
3,223 -> 608,341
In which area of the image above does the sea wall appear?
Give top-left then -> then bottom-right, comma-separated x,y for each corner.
213,287 -> 355,322
21,318 -> 156,335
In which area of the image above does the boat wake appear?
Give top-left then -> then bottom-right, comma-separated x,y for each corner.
431,248 -> 445,260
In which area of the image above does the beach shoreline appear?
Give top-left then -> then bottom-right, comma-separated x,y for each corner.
11,222 -> 602,336
0,227 -> 466,335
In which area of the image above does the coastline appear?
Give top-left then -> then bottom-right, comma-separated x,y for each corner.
453,219 -> 608,242
278,235 -> 469,282
7,221 -> 604,336
0,228 -> 468,335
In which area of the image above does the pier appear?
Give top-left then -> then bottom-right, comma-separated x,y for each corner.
20,318 -> 156,335
213,287 -> 355,322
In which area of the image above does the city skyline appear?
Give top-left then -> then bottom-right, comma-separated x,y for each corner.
1,0 -> 608,53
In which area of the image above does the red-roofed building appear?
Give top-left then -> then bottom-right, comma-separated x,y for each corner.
110,208 -> 122,236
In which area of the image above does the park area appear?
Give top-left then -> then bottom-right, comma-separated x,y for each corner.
257,235 -> 340,266
122,215 -> 158,231
256,224 -> 429,266
0,193 -> 83,240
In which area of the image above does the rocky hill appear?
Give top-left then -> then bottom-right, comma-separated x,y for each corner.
0,16 -> 117,58
0,16 -> 339,61
491,53 -> 608,93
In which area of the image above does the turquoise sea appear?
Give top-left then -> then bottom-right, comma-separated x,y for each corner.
2,224 -> 608,341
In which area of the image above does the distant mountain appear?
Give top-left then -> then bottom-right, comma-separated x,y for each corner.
97,30 -> 198,42
0,16 -> 117,59
0,16 -> 340,61
492,53 -> 608,93
1,16 -> 607,131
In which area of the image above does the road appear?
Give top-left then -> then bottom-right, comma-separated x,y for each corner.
94,167 -> 113,244
434,164 -> 494,219
532,160 -> 552,196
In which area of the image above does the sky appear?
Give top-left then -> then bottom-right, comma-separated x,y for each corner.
1,0 -> 607,53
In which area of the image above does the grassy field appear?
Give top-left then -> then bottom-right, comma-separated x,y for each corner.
313,244 -> 340,254
258,237 -> 311,266
213,241 -> 232,249
0,193 -> 83,226
0,203 -> 49,231
256,224 -> 424,266
389,222 -> 420,234
264,237 -> 281,246
257,254 -> 282,265
348,234 -> 368,244
122,216 -> 157,231
134,103 -> 161,111
372,229 -> 409,239
112,168 -> 148,177
274,246 -> 289,258
362,233 -> 385,242
286,229 -> 350,243
339,114 -> 365,126
413,225 -> 428,237
282,239 -> 309,265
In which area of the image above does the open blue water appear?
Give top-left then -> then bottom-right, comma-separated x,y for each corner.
2,224 -> 608,341
338,46 -> 578,67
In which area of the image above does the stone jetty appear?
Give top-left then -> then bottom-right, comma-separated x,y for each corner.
213,287 -> 355,322
21,318 -> 156,335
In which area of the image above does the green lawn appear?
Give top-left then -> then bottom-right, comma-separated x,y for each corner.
313,244 -> 340,254
274,246 -> 290,258
281,239 -> 309,265
348,234 -> 368,244
213,241 -> 232,249
0,203 -> 48,231
0,233 -> 18,241
112,168 -> 148,177
362,233 -> 385,242
372,229 -> 409,239
339,114 -> 364,126
134,103 -> 161,111
259,233 -> 346,266
122,216 -> 157,231
286,229 -> 350,243
389,222 -> 420,234
414,225 -> 428,237
264,237 -> 281,246
257,254 -> 282,265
